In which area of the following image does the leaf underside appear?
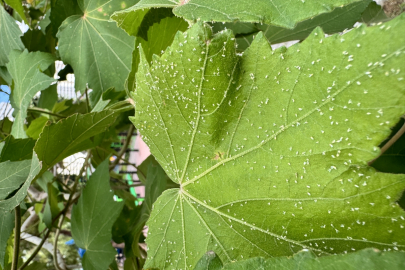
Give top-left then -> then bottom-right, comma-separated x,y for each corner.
132,15 -> 405,270
115,0 -> 366,28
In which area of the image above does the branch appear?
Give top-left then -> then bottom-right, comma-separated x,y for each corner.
18,229 -> 51,270
11,206 -> 21,270
27,107 -> 66,118
109,125 -> 135,171
369,120 -> 405,165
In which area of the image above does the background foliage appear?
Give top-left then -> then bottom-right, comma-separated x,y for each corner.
0,0 -> 405,270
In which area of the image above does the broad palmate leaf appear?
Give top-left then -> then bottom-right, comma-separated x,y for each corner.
57,0 -> 138,105
132,16 -> 405,269
0,159 -> 31,200
115,0 -> 364,29
71,159 -> 124,270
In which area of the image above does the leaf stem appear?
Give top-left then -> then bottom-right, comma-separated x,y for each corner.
18,229 -> 51,270
85,87 -> 90,113
53,217 -> 65,270
27,107 -> 66,118
369,120 -> 405,165
109,125 -> 135,171
11,206 -> 21,270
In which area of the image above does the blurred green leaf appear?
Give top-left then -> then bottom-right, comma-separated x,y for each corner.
71,159 -> 124,270
43,181 -> 61,228
212,0 -> 372,51
6,50 -> 56,138
4,0 -> 27,24
0,136 -> 36,162
0,209 -> 13,269
26,116 -> 48,139
0,153 -> 41,211
361,1 -> 391,25
0,5 -> 24,66
49,0 -> 82,37
0,159 -> 31,200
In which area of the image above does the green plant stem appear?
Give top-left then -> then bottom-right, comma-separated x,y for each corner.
27,107 -> 66,118
11,206 -> 21,270
18,229 -> 51,270
85,87 -> 90,113
53,217 -> 64,270
109,125 -> 135,171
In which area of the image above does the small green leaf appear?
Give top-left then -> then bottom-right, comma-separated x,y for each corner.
6,50 -> 56,138
49,0 -> 82,37
134,15 -> 405,269
0,136 -> 36,162
34,110 -> 119,173
37,84 -> 58,111
0,5 -> 24,66
194,251 -> 223,270
0,209 -> 14,268
361,1 -> 391,25
71,159 -> 124,270
56,0 -> 138,105
220,249 -> 405,270
0,159 -> 31,200
0,153 -> 41,211
0,66 -> 12,85
4,0 -> 28,24
120,8 -> 189,92
26,116 -> 48,140
116,0 -> 366,28
43,182 -> 61,228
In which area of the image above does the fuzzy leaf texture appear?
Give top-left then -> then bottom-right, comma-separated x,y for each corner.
71,159 -> 124,270
115,0 -> 365,29
132,15 -> 405,270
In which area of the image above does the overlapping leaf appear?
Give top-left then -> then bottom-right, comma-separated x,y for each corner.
0,153 -> 41,211
132,15 -> 405,269
213,0 -> 372,51
6,50 -> 56,138
34,110 -> 119,174
217,249 -> 405,269
0,5 -> 24,66
56,0 -> 138,105
0,159 -> 31,200
113,0 -> 365,29
71,159 -> 124,270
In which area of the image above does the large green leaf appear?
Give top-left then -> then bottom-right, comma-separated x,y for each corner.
56,0 -> 138,105
6,50 -> 56,138
0,153 -> 41,211
132,15 -> 405,269
213,0 -> 372,51
0,5 -> 24,66
219,249 -> 405,269
114,0 -> 365,29
0,209 -> 13,269
0,159 -> 31,200
34,110 -> 119,173
71,159 -> 124,270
